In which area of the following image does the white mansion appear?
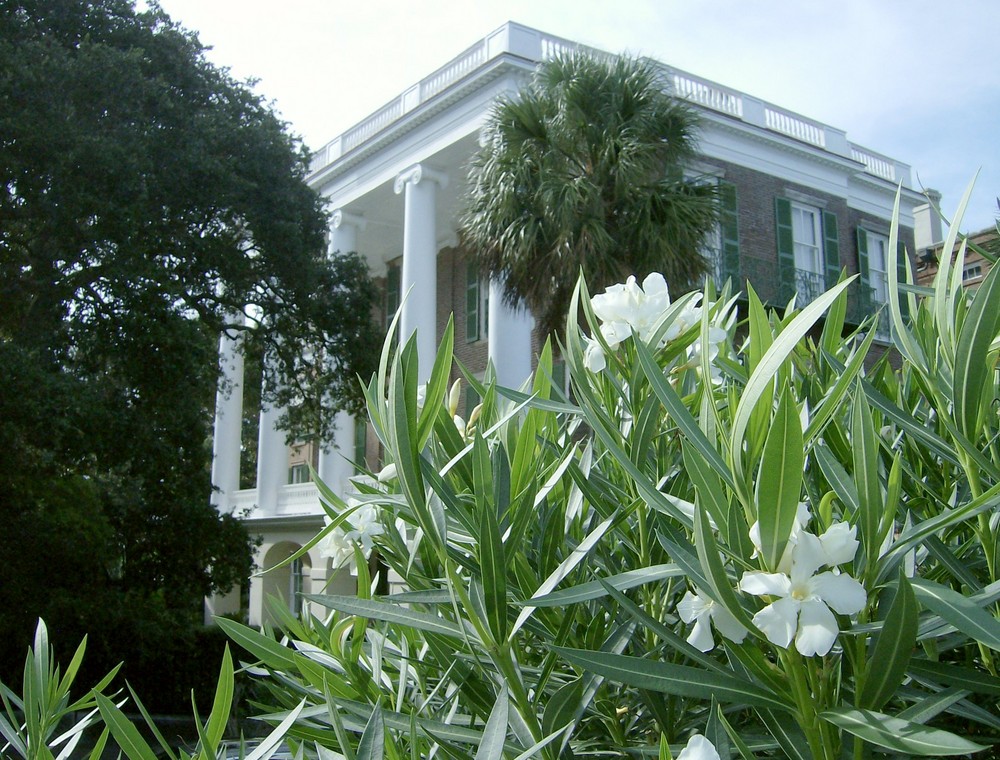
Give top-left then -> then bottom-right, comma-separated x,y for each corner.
206,22 -> 932,625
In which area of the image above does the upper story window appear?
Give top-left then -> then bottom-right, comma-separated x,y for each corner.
865,231 -> 890,303
466,259 -> 489,342
776,197 -> 839,306
964,263 -> 983,282
288,463 -> 310,484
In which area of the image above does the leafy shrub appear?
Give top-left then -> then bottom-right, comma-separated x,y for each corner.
221,194 -> 1000,758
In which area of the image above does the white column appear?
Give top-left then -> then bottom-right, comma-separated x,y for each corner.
318,412 -> 355,494
488,279 -> 535,390
256,366 -> 286,514
210,324 -> 244,510
318,210 -> 367,495
394,164 -> 447,382
329,208 -> 365,256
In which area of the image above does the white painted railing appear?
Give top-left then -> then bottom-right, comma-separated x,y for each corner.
420,41 -> 488,101
308,21 -> 909,187
278,482 -> 321,514
670,72 -> 742,118
764,107 -> 826,148
850,146 -> 896,182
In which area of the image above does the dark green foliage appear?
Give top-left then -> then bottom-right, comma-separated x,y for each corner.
0,0 -> 379,708
462,52 -> 719,339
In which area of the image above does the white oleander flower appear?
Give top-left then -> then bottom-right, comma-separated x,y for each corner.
591,272 -> 671,346
677,588 -> 747,652
677,734 -> 720,760
345,502 -> 385,556
584,338 -> 607,372
447,379 -> 461,417
318,523 -> 354,567
319,501 -> 385,567
739,527 -> 867,657
376,462 -> 398,482
749,502 -> 811,574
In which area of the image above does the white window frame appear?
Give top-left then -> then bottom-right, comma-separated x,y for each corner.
791,202 -> 822,275
866,230 -> 890,303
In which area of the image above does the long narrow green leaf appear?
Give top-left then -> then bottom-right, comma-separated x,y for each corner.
860,573 -> 918,709
305,595 -> 472,641
953,242 -> 1000,441
203,646 -> 234,753
244,699 -> 306,760
731,278 -> 854,506
473,687 -> 508,760
553,648 -> 790,711
479,483 -> 508,644
633,337 -> 735,490
356,705 -> 385,760
851,388 -> 882,560
525,564 -> 683,607
214,618 -> 298,671
886,187 -> 926,370
417,318 -> 455,448
907,659 -> 1000,696
897,688 -> 970,725
94,693 -> 159,760
820,707 -> 986,755
755,385 -> 803,570
910,578 -> 1000,650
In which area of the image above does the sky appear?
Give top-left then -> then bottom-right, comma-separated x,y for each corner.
156,0 -> 1000,236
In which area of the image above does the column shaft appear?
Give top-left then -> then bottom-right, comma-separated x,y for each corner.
256,369 -> 286,513
488,279 -> 535,390
210,328 -> 244,509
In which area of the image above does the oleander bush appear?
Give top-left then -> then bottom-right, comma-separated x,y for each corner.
219,192 -> 1000,759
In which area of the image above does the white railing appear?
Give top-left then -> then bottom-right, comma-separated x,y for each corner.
342,99 -> 404,154
308,22 -> 907,187
764,107 -> 826,148
231,489 -> 257,514
421,40 -> 488,101
278,482 -> 321,514
850,145 -> 896,182
671,72 -> 742,118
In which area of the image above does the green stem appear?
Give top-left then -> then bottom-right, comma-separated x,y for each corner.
780,648 -> 833,760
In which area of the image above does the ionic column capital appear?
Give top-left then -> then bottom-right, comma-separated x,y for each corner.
331,209 -> 367,231
393,163 -> 448,194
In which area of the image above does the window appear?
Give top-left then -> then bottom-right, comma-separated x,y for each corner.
865,231 -> 890,303
964,263 -> 983,282
776,198 -> 839,305
466,259 -> 488,342
288,463 -> 310,484
289,557 -> 304,615
385,261 -> 401,328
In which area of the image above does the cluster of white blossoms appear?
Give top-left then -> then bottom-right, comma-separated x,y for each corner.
677,734 -> 720,760
680,506 -> 867,658
318,499 -> 385,568
583,273 -> 726,375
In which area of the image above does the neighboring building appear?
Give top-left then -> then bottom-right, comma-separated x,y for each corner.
916,226 -> 998,289
206,22 -> 923,625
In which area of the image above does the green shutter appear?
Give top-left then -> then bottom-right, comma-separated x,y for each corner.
466,259 -> 480,342
822,210 -> 840,290
775,197 -> 795,303
719,182 -> 740,284
897,241 -> 910,321
353,417 -> 367,473
385,263 -> 401,327
856,227 -> 871,313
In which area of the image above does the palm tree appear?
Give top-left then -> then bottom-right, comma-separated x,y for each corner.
462,51 -> 719,339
